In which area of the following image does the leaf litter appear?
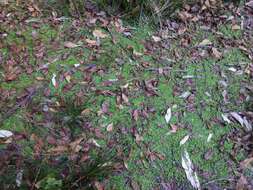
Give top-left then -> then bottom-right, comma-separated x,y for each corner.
1,1 -> 253,189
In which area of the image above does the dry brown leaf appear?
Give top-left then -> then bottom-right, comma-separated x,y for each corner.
232,24 -> 241,30
64,41 -> 80,48
106,123 -> 114,132
130,180 -> 140,190
212,47 -> 222,59
65,75 -> 71,83
94,181 -> 104,190
170,124 -> 178,133
236,175 -> 248,190
93,29 -> 108,38
165,107 -> 172,124
48,145 -> 68,154
198,39 -> 212,46
181,150 -> 201,190
81,108 -> 91,116
241,157 -> 253,169
152,36 -> 162,42
85,38 -> 97,46
69,137 -> 84,153
246,0 -> 253,9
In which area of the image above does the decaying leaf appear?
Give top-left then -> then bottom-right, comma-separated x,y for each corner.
198,39 -> 212,46
204,149 -> 213,160
64,41 -> 80,48
165,107 -> 172,124
212,47 -> 222,58
15,169 -> 23,187
179,91 -> 191,99
207,133 -> 213,143
236,175 -> 248,190
246,0 -> 253,8
232,24 -> 241,30
106,123 -> 114,132
130,180 -> 140,190
181,149 -> 201,190
222,114 -> 231,124
0,130 -> 13,138
0,130 -> 13,144
152,35 -> 162,42
241,157 -> 253,169
65,75 -> 71,83
94,181 -> 105,190
88,138 -> 101,147
51,73 -> 57,87
85,38 -> 98,46
48,145 -> 68,154
230,112 -> 252,131
93,29 -> 108,38
180,135 -> 190,146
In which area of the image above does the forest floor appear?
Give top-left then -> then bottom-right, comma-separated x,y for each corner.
1,1 -> 253,190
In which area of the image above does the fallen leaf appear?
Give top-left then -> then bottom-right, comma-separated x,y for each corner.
51,73 -> 57,87
106,123 -> 114,132
165,107 -> 172,124
198,39 -> 212,46
0,130 -> 13,144
130,180 -> 140,190
64,41 -> 80,48
133,50 -> 143,57
179,91 -> 191,99
94,181 -> 104,190
204,149 -> 213,160
242,117 -> 252,131
230,112 -> 244,126
236,175 -> 248,190
36,76 -> 44,81
230,112 -> 252,131
212,47 -> 222,59
135,134 -> 143,144
207,133 -> 213,143
65,75 -> 71,83
221,114 -> 231,124
180,135 -> 190,146
16,170 -> 23,187
48,145 -> 68,154
152,35 -> 162,42
0,130 -> 13,138
169,124 -> 178,134
246,0 -> 253,9
93,29 -> 108,38
232,24 -> 241,30
85,38 -> 98,46
88,138 -> 101,147
69,137 -> 84,153
181,149 -> 201,190
122,93 -> 129,104
81,108 -> 91,116
241,157 -> 253,169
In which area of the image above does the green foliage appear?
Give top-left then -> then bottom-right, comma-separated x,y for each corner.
41,0 -> 189,23
96,0 -> 187,23
40,0 -> 85,17
39,177 -> 63,190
